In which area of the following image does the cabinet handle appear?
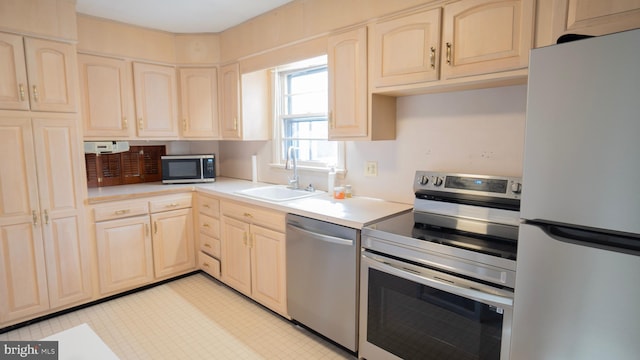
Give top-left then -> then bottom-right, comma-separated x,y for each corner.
154,221 -> 158,234
243,212 -> 253,218
19,84 -> 26,101
202,262 -> 210,268
204,243 -> 212,248
203,204 -> 210,208
32,85 -> 39,102
166,203 -> 179,208
115,209 -> 130,215
32,210 -> 38,227
202,223 -> 211,228
446,42 -> 452,65
44,210 -> 49,225
233,117 -> 238,130
430,47 -> 436,69
138,118 -> 144,130
328,111 -> 334,129
123,117 -> 128,129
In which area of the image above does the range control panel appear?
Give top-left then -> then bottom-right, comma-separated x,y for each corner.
414,171 -> 522,200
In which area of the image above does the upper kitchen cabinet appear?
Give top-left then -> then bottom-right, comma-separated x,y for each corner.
441,0 -> 534,80
370,8 -> 442,89
78,54 -> 134,139
132,62 -> 179,139
179,67 -> 220,139
0,34 -> 77,112
219,63 -> 270,140
328,27 -> 396,140
537,0 -> 640,47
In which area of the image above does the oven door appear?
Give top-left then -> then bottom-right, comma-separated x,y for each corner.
359,250 -> 513,360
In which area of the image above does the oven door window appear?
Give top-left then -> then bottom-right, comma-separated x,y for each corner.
367,268 -> 504,360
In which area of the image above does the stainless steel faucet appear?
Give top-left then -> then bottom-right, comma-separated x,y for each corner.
285,146 -> 299,189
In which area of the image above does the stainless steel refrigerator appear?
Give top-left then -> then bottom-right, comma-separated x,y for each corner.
511,29 -> 640,360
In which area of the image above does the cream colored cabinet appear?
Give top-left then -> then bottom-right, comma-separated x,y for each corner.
179,67 -> 220,138
220,201 -> 287,317
441,0 -> 534,80
0,33 -> 77,112
93,194 -> 194,296
370,8 -> 442,88
95,213 -> 153,295
0,113 -> 91,326
196,193 -> 222,279
150,195 -> 195,279
78,54 -> 134,138
328,27 -> 396,141
219,63 -> 241,139
537,0 -> 640,47
132,62 -> 178,138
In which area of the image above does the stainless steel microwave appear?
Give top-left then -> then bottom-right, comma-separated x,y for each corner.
161,154 -> 215,184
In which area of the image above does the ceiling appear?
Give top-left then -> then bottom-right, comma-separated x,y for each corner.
75,0 -> 295,33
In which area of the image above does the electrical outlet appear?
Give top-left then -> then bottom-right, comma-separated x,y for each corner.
365,161 -> 378,177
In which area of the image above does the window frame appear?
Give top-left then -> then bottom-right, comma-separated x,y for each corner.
271,56 -> 345,172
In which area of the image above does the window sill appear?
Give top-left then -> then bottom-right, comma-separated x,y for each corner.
269,163 -> 347,176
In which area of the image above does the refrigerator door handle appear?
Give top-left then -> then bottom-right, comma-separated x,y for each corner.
537,222 -> 640,254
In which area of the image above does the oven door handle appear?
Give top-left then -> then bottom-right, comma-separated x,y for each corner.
363,251 -> 513,309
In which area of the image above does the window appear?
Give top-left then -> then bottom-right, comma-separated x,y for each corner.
273,56 -> 343,170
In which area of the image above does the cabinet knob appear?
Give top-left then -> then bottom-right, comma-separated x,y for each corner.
19,84 -> 26,101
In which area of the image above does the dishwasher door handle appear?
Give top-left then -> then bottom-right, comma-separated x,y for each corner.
287,223 -> 354,246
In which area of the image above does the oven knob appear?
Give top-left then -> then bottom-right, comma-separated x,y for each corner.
511,182 -> 522,194
432,177 -> 443,186
418,176 -> 429,185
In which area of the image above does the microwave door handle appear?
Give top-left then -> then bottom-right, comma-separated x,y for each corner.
362,251 -> 513,309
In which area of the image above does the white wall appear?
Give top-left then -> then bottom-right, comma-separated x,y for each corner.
219,84 -> 527,204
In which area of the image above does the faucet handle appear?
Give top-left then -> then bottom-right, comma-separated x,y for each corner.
305,184 -> 315,192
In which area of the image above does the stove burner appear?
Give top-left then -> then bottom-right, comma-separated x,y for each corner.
412,222 -> 517,260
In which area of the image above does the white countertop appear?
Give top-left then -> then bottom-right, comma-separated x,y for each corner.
87,177 -> 412,229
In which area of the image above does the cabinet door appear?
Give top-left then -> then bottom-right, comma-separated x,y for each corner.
0,116 -> 49,324
552,0 -> 640,40
328,27 -> 368,139
371,8 -> 442,88
151,208 -> 195,278
441,0 -> 534,80
220,216 -> 252,296
0,33 -> 30,110
133,62 -> 178,138
78,54 -> 133,138
32,118 -> 92,308
251,225 -> 287,316
95,215 -> 154,295
179,67 -> 220,138
219,63 -> 241,139
23,37 -> 77,112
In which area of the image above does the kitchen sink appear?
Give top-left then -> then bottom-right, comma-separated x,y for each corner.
235,185 -> 324,202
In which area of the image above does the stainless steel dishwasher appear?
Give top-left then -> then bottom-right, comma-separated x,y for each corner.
286,213 -> 360,352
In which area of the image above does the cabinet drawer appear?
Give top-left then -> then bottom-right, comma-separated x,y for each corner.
221,201 -> 286,232
149,194 -> 192,213
197,194 -> 220,218
199,214 -> 220,238
199,252 -> 220,279
94,200 -> 149,222
200,233 -> 221,258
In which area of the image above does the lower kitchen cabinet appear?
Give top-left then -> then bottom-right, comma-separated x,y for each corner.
92,194 -> 195,296
220,201 -> 287,317
196,193 -> 222,279
151,207 -> 195,279
0,113 -> 91,327
95,215 -> 154,295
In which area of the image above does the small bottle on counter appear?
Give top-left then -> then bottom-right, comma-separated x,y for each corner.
345,184 -> 352,198
333,186 -> 345,199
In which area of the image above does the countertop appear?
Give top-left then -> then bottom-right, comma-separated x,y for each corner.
87,177 -> 413,229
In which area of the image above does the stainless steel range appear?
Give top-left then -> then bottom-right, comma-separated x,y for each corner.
359,171 -> 522,360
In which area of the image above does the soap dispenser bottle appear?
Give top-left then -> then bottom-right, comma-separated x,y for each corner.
327,166 -> 336,195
